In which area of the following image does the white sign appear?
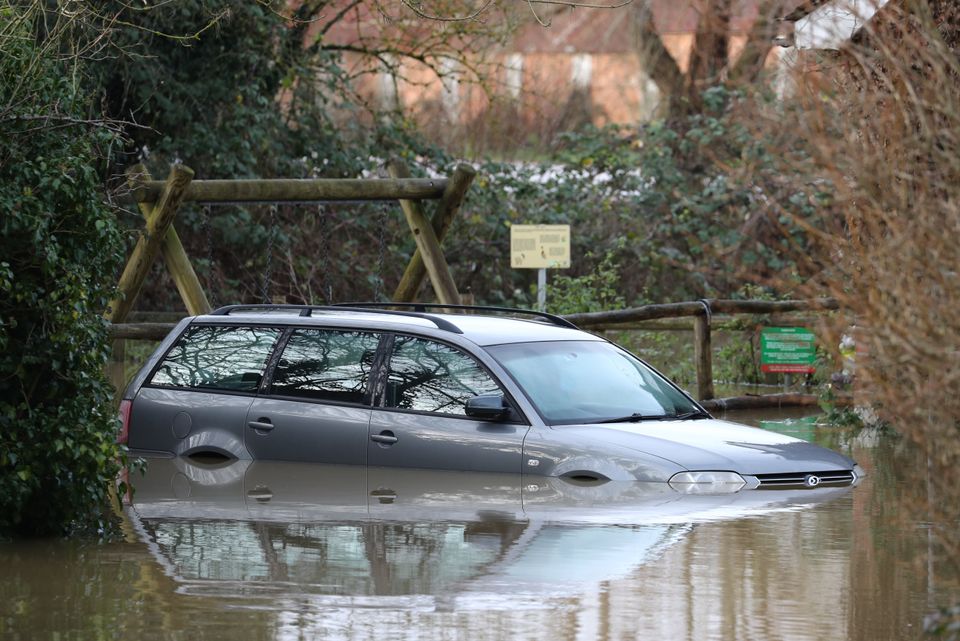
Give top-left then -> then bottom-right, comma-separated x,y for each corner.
510,224 -> 571,269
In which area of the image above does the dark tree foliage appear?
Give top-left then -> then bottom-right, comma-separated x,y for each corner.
92,1 -> 352,179
0,7 -> 125,536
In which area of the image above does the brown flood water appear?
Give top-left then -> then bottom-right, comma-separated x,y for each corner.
1,408 -> 957,641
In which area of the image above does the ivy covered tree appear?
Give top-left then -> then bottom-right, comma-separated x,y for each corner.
0,3 -> 125,536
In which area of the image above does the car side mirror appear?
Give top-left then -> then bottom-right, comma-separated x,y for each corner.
465,394 -> 509,421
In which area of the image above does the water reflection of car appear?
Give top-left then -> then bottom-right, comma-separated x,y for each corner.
127,458 -> 854,601
120,304 -> 864,491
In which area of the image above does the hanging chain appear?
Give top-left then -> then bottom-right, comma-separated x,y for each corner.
373,206 -> 388,301
201,204 -> 218,307
318,204 -> 333,304
260,204 -> 277,304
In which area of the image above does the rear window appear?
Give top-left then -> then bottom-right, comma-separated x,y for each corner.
149,326 -> 280,392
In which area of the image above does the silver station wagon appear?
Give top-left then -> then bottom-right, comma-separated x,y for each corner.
119,304 -> 863,492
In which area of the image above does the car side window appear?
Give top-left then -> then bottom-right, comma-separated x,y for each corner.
271,329 -> 381,404
150,326 -> 280,392
385,336 -> 502,416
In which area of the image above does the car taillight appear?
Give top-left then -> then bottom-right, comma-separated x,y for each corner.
117,399 -> 132,445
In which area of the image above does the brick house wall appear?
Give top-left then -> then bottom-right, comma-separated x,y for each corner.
313,0 -> 779,144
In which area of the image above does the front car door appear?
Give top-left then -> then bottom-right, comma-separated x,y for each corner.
244,328 -> 380,464
367,335 -> 528,473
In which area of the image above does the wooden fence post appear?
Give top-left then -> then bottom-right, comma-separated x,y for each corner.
106,164 -> 194,323
387,161 -> 461,305
127,165 -> 211,316
694,311 -> 715,401
393,164 -> 475,302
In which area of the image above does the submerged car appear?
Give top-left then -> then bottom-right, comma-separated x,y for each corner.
119,303 -> 864,492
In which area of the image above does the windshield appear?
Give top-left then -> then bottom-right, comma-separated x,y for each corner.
486,340 -> 699,425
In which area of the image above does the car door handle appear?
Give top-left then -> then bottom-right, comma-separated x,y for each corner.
247,486 -> 273,502
248,419 -> 274,432
370,488 -> 397,504
370,431 -> 398,445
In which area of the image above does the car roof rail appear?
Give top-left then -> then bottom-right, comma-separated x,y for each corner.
208,304 -> 464,334
210,304 -> 314,317
333,302 -> 580,330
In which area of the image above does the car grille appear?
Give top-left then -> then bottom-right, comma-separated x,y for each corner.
754,470 -> 855,489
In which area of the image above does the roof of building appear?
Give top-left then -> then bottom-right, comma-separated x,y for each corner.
511,0 -> 764,54
318,0 -> 768,56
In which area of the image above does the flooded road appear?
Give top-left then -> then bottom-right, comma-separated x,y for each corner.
1,410 -> 957,641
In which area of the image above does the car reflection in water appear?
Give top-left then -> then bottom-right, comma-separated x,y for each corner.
127,457 -> 854,608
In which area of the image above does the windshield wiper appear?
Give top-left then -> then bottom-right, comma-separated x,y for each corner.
597,413 -> 675,424
669,410 -> 712,420
597,409 -> 712,424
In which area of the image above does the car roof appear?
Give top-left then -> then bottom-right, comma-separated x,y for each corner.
190,308 -> 601,347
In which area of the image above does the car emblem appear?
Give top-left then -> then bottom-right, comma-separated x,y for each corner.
804,474 -> 821,488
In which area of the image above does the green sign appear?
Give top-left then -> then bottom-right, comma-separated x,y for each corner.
760,327 -> 816,374
759,415 -> 819,442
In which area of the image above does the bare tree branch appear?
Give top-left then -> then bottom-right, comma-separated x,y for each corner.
398,0 -> 497,22
397,0 -> 632,23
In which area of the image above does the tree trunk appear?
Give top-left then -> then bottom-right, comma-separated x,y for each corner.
687,0 -> 732,100
632,2 -> 685,115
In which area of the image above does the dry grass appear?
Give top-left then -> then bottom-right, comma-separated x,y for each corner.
770,0 -> 960,564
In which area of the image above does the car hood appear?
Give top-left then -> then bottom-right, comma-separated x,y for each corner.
558,418 -> 854,475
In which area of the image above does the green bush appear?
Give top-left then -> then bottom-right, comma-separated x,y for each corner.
547,241 -> 627,315
0,10 -> 125,536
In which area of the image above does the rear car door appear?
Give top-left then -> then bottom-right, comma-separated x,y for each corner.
129,325 -> 281,459
367,335 -> 528,473
244,328 -> 380,464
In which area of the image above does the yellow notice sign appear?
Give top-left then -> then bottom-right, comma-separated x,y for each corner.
510,224 -> 571,269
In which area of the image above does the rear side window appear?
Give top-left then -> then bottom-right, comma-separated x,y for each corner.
271,329 -> 381,404
385,336 -> 501,416
150,326 -> 280,392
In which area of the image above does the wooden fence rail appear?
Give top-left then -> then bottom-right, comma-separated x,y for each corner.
564,298 -> 839,328
130,177 -> 449,204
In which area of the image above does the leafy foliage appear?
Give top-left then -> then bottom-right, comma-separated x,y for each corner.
0,8 -> 124,536
438,90 -> 818,308
93,1 -> 345,179
547,241 -> 626,315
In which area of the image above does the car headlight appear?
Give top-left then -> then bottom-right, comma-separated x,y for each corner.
852,464 -> 866,482
669,471 -> 746,494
